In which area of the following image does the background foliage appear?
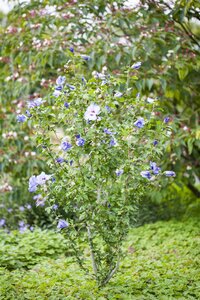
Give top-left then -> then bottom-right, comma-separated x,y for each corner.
0,0 -> 199,226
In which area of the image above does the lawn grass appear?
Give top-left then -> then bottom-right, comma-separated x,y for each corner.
0,218 -> 199,299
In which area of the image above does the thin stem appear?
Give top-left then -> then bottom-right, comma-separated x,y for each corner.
101,258 -> 120,287
87,225 -> 98,278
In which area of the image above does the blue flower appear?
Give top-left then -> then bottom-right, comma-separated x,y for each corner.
76,137 -> 85,147
26,204 -> 32,210
7,208 -> 13,213
110,138 -> 117,147
28,175 -> 38,192
61,141 -> 72,151
36,172 -> 52,185
136,93 -> 140,98
33,194 -> 46,207
19,206 -> 25,212
25,110 -> 32,117
0,219 -> 5,227
69,46 -> 74,53
64,102 -> 70,108
53,90 -> 61,97
27,98 -> 44,108
134,117 -> 145,128
131,61 -> 141,69
101,80 -> 108,85
153,140 -> 158,146
114,92 -> 123,98
104,128 -> 113,135
69,160 -> 73,166
57,219 -> 69,229
93,71 -> 106,80
19,221 -> 25,227
82,76 -> 86,84
84,103 -> 100,121
55,85 -> 63,91
56,157 -> 65,164
164,171 -> 176,177
67,84 -> 75,90
28,172 -> 51,193
19,226 -> 27,233
17,114 -> 27,123
105,105 -> 111,113
19,221 -> 28,233
116,169 -> 124,176
164,117 -> 170,123
81,55 -> 90,61
56,76 -> 66,85
52,204 -> 58,210
150,162 -> 161,175
35,98 -> 44,106
140,171 -> 151,179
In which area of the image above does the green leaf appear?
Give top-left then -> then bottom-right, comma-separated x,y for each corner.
178,67 -> 189,81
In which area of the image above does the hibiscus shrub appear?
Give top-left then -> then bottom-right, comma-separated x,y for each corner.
25,60 -> 175,286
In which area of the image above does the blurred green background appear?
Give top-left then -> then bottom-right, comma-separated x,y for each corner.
0,0 -> 199,228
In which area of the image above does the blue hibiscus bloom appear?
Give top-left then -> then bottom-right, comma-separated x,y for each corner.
81,55 -> 90,61
28,175 -> 38,192
131,61 -> 141,69
17,114 -> 27,123
140,171 -> 151,179
116,169 -> 124,176
52,204 -> 58,210
67,84 -> 75,90
134,117 -> 145,128
56,76 -> 66,86
104,128 -> 113,135
55,85 -> 63,91
56,157 -> 65,163
164,117 -> 170,123
57,219 -> 69,229
150,161 -> 161,175
64,102 -> 70,108
25,110 -> 32,117
164,171 -> 176,177
61,141 -> 72,151
105,105 -> 111,113
82,76 -> 86,84
153,140 -> 158,146
0,219 -> 5,227
76,137 -> 85,146
110,139 -> 117,147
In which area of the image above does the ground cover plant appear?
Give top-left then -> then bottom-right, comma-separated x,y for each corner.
0,218 -> 199,299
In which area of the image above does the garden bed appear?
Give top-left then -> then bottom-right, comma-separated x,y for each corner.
0,218 -> 199,299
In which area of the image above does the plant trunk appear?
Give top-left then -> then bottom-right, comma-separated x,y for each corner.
100,258 -> 120,287
87,225 -> 98,278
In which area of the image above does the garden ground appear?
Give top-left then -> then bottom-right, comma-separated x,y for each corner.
0,218 -> 199,300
